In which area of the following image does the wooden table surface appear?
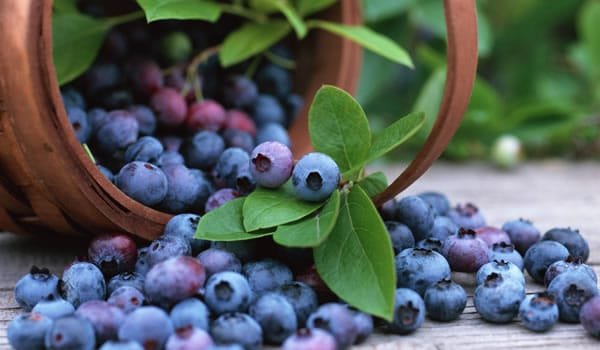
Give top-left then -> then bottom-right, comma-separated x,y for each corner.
1,161 -> 599,349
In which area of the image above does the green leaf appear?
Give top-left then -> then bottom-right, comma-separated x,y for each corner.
364,0 -> 416,23
578,0 -> 600,77
53,0 -> 79,12
295,0 -> 337,17
314,186 -> 396,320
273,190 -> 340,247
243,183 -> 324,232
220,20 -> 291,67
53,13 -> 111,85
308,85 -> 371,179
366,112 -> 425,162
270,0 -> 307,38
195,198 -> 273,241
356,172 -> 387,198
136,0 -> 221,22
307,20 -> 413,67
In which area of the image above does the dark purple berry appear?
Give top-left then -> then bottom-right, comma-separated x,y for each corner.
76,300 -> 126,343
474,226 -> 511,247
443,229 -> 489,273
256,64 -> 292,98
186,100 -> 227,132
222,76 -> 258,108
385,221 -> 415,254
580,296 -> 600,338
151,87 -> 187,127
223,128 -> 255,153
205,188 -> 239,212
144,256 -> 206,307
243,259 -> 293,296
215,148 -> 255,193
95,112 -> 139,156
165,213 -> 209,255
130,60 -> 164,97
502,219 -> 541,255
276,281 -> 319,327
88,233 -> 137,277
418,191 -> 450,216
225,110 -> 256,135
252,94 -> 285,126
160,164 -> 206,213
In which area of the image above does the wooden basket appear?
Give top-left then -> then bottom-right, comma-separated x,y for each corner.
0,0 -> 478,240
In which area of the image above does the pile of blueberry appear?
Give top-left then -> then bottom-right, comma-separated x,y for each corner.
62,14 -> 303,214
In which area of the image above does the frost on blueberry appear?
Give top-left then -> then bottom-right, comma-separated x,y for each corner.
292,152 -> 340,202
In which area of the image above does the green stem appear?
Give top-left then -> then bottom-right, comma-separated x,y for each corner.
264,50 -> 296,69
244,55 -> 263,78
220,4 -> 268,23
105,10 -> 145,27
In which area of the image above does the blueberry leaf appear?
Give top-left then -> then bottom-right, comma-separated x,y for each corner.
220,20 -> 291,67
53,0 -> 79,12
306,20 -> 413,67
273,190 -> 340,247
314,186 -> 396,320
308,85 -> 371,180
195,198 -> 273,241
578,1 -> 600,77
136,0 -> 221,22
366,111 -> 425,163
243,182 -> 324,232
356,172 -> 388,198
268,0 -> 308,38
295,0 -> 337,17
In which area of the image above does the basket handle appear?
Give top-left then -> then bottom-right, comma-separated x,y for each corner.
373,0 -> 478,206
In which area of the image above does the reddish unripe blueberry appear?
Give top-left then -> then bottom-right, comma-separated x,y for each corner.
76,300 -> 126,343
131,60 -> 164,97
151,88 -> 188,127
225,110 -> 257,135
250,141 -> 294,188
144,256 -> 206,308
88,233 -> 137,277
443,229 -> 489,272
186,100 -> 226,132
475,226 -> 511,247
204,188 -> 239,213
580,296 -> 600,338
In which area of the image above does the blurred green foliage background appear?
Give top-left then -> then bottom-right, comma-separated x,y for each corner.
358,0 -> 600,162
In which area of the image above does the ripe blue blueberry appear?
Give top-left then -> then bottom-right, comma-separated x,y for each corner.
67,106 -> 92,143
134,247 -> 150,276
61,87 -> 86,109
124,136 -> 164,164
415,238 -> 444,253
542,227 -> 590,262
165,213 -> 208,255
378,199 -> 397,221
108,286 -> 145,314
292,153 -> 339,202
252,94 -> 286,126
32,295 -> 75,320
447,203 -> 485,230
156,151 -> 185,168
115,162 -> 168,207
544,257 -> 597,287
307,303 -> 358,349
474,226 -> 511,247
547,269 -> 599,323
501,218 -> 540,255
205,188 -> 240,212
250,141 -> 294,188
395,196 -> 435,241
256,64 -> 292,98
88,233 -> 137,278
385,221 -> 415,254
147,234 -> 192,267
45,316 -> 96,350
204,271 -> 252,315
211,240 -> 259,263
166,327 -> 214,350
196,248 -> 242,278
276,281 -> 319,327
98,164 -> 114,182
580,296 -> 600,338
489,242 -> 524,270
428,216 -> 459,241
99,340 -> 144,350
118,306 -> 174,349
256,123 -> 291,147
443,229 -> 489,273
223,128 -> 255,153
243,259 -> 293,296
95,112 -> 139,156
222,75 -> 258,108
127,105 -> 157,136
250,293 -> 298,344
395,248 -> 451,296
475,260 -> 525,287
144,256 -> 206,308
215,148 -> 256,194
418,191 -> 450,216
61,262 -> 106,308
76,300 -> 126,344
352,310 -> 373,344
424,279 -> 467,322
107,272 -> 144,295
170,298 -> 210,331
523,240 -> 570,283
210,313 -> 262,350
474,273 -> 525,323
519,292 -> 559,332
160,164 -> 208,213
284,94 -> 304,126
282,328 -> 336,350
14,266 -> 60,311
7,313 -> 53,350
184,131 -> 225,170
385,288 -> 425,335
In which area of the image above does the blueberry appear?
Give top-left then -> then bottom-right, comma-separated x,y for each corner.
395,248 -> 451,296
282,328 -> 336,350
580,296 -> 600,338
489,242 -> 524,270
7,313 -> 53,350
252,94 -> 286,126
542,227 -> 590,262
424,278 -> 467,322
95,112 -> 139,156
474,226 -> 511,247
161,136 -> 184,152
107,272 -> 145,295
215,148 -> 256,193
307,303 -> 358,349
427,216 -> 458,241
292,153 -> 339,202
415,238 -> 444,253
165,214 -> 209,255
156,151 -> 185,168
61,262 -> 106,308
447,203 -> 485,230
283,94 -> 304,126
418,191 -> 450,216
256,64 -> 292,98
100,89 -> 134,110
395,196 -> 435,241
523,240 -> 570,283
206,346 -> 244,350
89,108 -> 109,134
210,312 -> 262,350
519,292 -> 559,332
204,271 -> 252,315
184,131 -> 225,170
134,247 -> 151,276
144,256 -> 206,307
126,105 -> 157,136
124,136 -> 164,164
205,188 -> 240,212
250,141 -> 294,188
108,286 -> 145,314
475,260 -> 525,286
256,123 -> 290,147
243,259 -> 293,296
88,233 -> 137,277
225,110 -> 256,135
211,240 -> 259,263
544,257 -> 597,287
130,60 -> 164,97
378,199 -> 397,221
351,310 -> 373,344
250,293 -> 297,344
170,298 -> 210,331
61,87 -> 86,109
386,220 -> 417,253
98,164 -> 114,182
67,106 -> 92,143
443,229 -> 489,273
45,316 -> 96,350
160,31 -> 192,63
196,248 -> 242,278
160,164 -> 207,213
385,288 -> 425,335
14,266 -> 60,311
83,62 -> 121,96
186,100 -> 227,132
276,281 -> 319,327
32,295 -> 75,320
223,128 -> 255,153
222,75 -> 258,108
166,327 -> 214,350
115,162 -> 168,206
547,269 -> 599,322
76,300 -> 125,343
118,306 -> 174,349
474,273 -> 525,323
99,340 -> 144,350
151,87 -> 188,127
